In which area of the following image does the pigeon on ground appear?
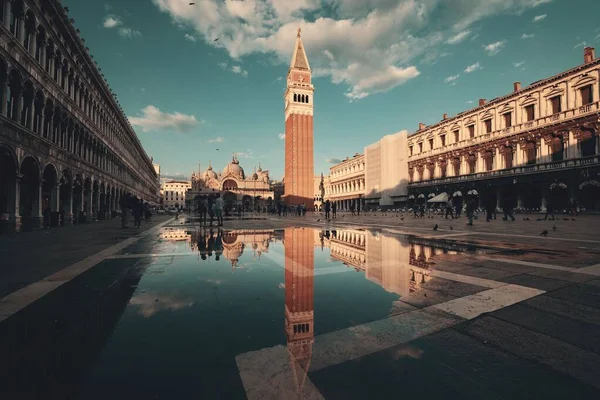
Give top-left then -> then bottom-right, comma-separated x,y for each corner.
552,225 -> 557,231
189,2 -> 195,5
450,226 -> 453,230
571,218 -> 576,221
540,230 -> 548,237
316,219 -> 320,222
536,218 -> 542,221
433,224 -> 438,231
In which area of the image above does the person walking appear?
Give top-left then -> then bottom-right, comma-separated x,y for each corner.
324,200 -> 331,220
466,196 -> 476,226
332,202 -> 337,219
502,197 -> 515,221
199,197 -> 208,226
445,198 -> 455,219
215,194 -> 224,227
357,199 -> 361,216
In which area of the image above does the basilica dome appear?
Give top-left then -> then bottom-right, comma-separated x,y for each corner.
222,156 -> 245,179
202,164 -> 218,180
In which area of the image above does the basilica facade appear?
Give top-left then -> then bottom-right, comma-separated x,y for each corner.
190,155 -> 275,210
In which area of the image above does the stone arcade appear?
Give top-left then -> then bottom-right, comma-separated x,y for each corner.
0,0 -> 159,231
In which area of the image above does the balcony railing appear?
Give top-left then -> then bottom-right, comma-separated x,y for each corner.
409,155 -> 600,187
409,101 -> 600,161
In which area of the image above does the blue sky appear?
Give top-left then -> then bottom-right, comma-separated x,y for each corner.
62,0 -> 600,180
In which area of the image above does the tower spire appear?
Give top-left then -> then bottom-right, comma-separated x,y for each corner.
289,27 -> 310,70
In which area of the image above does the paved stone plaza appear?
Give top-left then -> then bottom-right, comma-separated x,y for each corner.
1,212 -> 600,399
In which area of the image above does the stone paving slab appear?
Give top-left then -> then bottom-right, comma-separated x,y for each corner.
457,316 -> 600,390
546,284 -> 600,308
492,303 -> 600,353
0,216 -> 172,298
497,273 -> 573,291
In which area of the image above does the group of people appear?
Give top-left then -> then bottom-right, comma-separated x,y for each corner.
276,202 -> 307,217
190,228 -> 224,261
196,194 -> 225,227
119,193 -> 152,229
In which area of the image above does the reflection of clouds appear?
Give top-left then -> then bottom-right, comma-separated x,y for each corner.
278,282 -> 285,289
206,279 -> 222,285
391,345 -> 424,360
129,292 -> 194,318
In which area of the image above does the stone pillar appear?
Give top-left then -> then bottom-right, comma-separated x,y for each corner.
7,174 -> 22,228
568,131 -> 579,159
32,179 -> 43,227
86,190 -> 93,222
64,186 -> 74,224
51,183 -> 60,212
30,32 -> 37,58
0,79 -> 7,116
17,17 -> 26,44
540,138 -> 549,163
3,1 -> 11,28
95,190 -> 100,220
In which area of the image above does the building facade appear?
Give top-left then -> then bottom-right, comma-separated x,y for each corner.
160,179 -> 191,208
284,28 -> 315,209
325,153 -> 365,210
0,0 -> 159,230
364,131 -> 409,208
407,47 -> 600,210
189,156 -> 274,210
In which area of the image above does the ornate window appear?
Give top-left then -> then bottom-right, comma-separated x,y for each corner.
580,85 -> 593,106
550,96 -> 561,114
484,119 -> 492,133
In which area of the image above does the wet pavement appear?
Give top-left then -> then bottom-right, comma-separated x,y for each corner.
1,214 -> 600,399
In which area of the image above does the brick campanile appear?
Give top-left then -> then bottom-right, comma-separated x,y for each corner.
283,28 -> 315,210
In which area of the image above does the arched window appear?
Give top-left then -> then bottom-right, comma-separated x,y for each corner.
61,60 -> 68,90
7,69 -> 22,122
24,11 -> 35,52
293,93 -> 297,102
306,95 -> 309,103
35,26 -> 45,64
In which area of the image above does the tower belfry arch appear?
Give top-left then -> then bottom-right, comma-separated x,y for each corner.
283,28 -> 315,209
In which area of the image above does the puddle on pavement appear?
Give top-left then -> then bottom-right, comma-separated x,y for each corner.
0,226 -> 491,399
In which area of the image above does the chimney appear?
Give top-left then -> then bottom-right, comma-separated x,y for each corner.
478,98 -> 486,107
513,82 -> 521,92
418,122 -> 426,130
442,113 -> 448,120
584,47 -> 595,64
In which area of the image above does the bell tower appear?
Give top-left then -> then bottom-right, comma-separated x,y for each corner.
284,28 -> 315,209
284,227 -> 315,394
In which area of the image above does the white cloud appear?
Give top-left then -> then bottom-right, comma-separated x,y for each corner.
466,100 -> 474,104
533,14 -> 547,22
151,0 -> 551,100
231,65 -> 249,77
326,158 -> 342,164
574,41 -> 587,49
104,14 -> 141,38
513,61 -> 525,68
104,4 -> 113,11
444,74 -> 459,83
128,105 -> 200,133
219,61 -> 248,77
521,33 -> 535,39
278,133 -> 286,140
464,62 -> 482,73
184,33 -> 197,42
208,137 -> 224,143
276,76 -> 283,81
237,150 -> 255,159
103,16 -> 121,28
118,27 -> 142,38
447,30 -> 471,45
483,40 -> 506,56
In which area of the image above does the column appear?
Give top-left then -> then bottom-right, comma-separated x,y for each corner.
7,174 -> 22,228
3,1 -> 11,27
568,130 -> 579,159
494,147 -> 501,170
0,79 -> 7,116
64,186 -> 74,224
50,183 -> 60,212
95,190 -> 100,220
30,31 -> 37,58
33,179 -> 43,227
540,138 -> 549,163
85,189 -> 93,222
18,16 -> 26,44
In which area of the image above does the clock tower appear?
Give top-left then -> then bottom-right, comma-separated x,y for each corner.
283,28 -> 315,209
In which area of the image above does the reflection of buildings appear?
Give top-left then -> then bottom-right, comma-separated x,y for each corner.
187,229 -> 273,268
190,156 -> 274,210
161,227 -> 192,241
284,227 -> 315,394
322,229 -> 463,297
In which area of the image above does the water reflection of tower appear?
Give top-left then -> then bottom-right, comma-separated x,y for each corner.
284,227 -> 315,393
